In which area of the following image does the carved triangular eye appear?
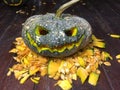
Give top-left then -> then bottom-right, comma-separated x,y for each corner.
65,27 -> 78,36
35,26 -> 49,36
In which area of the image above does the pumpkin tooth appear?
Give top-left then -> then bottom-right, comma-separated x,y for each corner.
26,31 -> 85,53
66,43 -> 74,50
75,35 -> 85,47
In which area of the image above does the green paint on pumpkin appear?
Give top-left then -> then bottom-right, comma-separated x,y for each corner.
22,0 -> 92,57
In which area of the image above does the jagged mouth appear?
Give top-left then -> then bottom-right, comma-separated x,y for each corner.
26,32 -> 85,53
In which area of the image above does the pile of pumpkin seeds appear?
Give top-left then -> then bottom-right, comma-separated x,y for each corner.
7,35 -> 113,90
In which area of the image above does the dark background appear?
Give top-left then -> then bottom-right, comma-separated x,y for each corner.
0,0 -> 120,90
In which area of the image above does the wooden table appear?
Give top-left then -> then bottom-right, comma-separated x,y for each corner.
0,0 -> 120,90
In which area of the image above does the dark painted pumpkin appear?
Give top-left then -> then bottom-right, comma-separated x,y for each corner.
22,0 -> 92,57
3,0 -> 28,6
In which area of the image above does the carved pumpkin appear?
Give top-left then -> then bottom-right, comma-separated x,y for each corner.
3,0 -> 28,6
22,0 -> 92,57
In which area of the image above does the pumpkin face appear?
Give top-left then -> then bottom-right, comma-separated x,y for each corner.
3,0 -> 28,6
22,13 -> 92,57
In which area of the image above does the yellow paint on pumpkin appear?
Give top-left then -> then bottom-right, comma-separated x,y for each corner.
71,27 -> 78,36
26,32 -> 85,53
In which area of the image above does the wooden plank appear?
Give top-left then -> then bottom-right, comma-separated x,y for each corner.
106,0 -> 120,15
0,0 -> 120,90
33,1 -> 117,90
87,0 -> 120,90
0,3 -> 35,90
0,1 -> 38,89
0,44 -> 34,90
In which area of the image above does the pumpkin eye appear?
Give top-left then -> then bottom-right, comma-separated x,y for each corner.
35,26 -> 49,36
65,27 -> 78,36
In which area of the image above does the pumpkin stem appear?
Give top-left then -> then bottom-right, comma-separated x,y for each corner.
56,0 -> 80,17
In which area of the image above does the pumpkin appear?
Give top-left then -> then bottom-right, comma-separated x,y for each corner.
22,0 -> 92,57
3,0 -> 29,6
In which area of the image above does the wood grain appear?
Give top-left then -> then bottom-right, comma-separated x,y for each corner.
0,0 -> 120,90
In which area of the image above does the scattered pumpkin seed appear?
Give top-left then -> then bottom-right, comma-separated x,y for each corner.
30,77 -> 40,84
104,62 -> 111,66
116,54 -> 120,59
20,74 -> 30,84
109,34 -> 120,38
8,34 -> 114,90
117,60 -> 120,63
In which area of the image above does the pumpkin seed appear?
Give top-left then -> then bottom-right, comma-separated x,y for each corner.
104,62 -> 111,66
109,34 -> 120,38
116,54 -> 120,59
30,77 -> 40,84
117,60 -> 120,63
20,74 -> 30,84
8,34 -> 114,89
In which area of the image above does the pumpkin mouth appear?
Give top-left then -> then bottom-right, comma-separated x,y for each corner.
26,32 -> 85,53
